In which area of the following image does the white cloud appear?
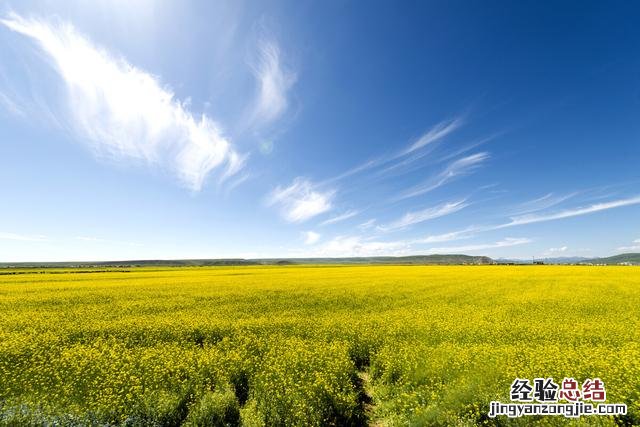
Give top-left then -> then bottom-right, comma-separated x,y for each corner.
267,178 -> 334,222
548,246 -> 568,253
414,227 -> 477,244
425,237 -> 531,254
248,37 -> 296,128
411,195 -> 640,248
320,159 -> 380,186
0,231 -> 48,242
313,235 -> 529,257
358,219 -> 377,230
617,238 -> 640,252
223,173 -> 251,194
399,152 -> 489,200
320,210 -> 359,226
320,116 -> 466,186
511,192 -> 577,215
317,235 -> 409,257
617,245 -> 640,252
302,231 -> 320,245
2,13 -> 243,191
502,196 -> 640,228
402,117 -> 464,155
378,199 -> 468,232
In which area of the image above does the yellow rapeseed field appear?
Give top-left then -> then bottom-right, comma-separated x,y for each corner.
0,265 -> 639,426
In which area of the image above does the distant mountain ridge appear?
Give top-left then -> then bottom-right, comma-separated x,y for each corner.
581,253 -> 640,265
0,254 -> 493,268
258,255 -> 493,265
496,257 -> 590,264
541,256 -> 590,264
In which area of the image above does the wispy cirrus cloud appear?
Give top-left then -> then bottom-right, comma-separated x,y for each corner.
419,195 -> 640,247
500,195 -> 640,228
321,116 -> 467,186
267,178 -> 334,223
358,219 -> 377,230
320,210 -> 359,226
378,199 -> 468,232
0,231 -> 48,242
402,117 -> 464,155
248,36 -> 296,129
2,13 -> 243,192
424,237 -> 531,254
510,192 -> 577,215
398,152 -> 489,200
307,118 -> 483,234
414,227 -> 478,244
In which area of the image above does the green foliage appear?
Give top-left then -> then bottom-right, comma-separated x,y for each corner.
183,389 -> 240,427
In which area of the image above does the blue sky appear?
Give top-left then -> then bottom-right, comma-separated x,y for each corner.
1,0 -> 639,262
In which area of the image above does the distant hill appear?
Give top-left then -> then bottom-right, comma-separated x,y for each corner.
0,259 -> 262,268
540,256 -> 589,264
497,257 -> 590,264
581,253 -> 640,265
0,254 -> 493,268
258,254 -> 494,265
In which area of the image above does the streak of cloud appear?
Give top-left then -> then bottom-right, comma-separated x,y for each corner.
402,117 -> 464,155
358,219 -> 377,230
416,195 -> 640,246
510,192 -> 577,215
398,152 -> 490,200
378,200 -> 468,232
500,195 -> 640,228
320,116 -> 467,186
424,237 -> 531,254
320,210 -> 359,226
413,227 -> 478,244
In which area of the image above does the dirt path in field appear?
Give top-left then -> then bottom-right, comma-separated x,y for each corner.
356,370 -> 382,426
